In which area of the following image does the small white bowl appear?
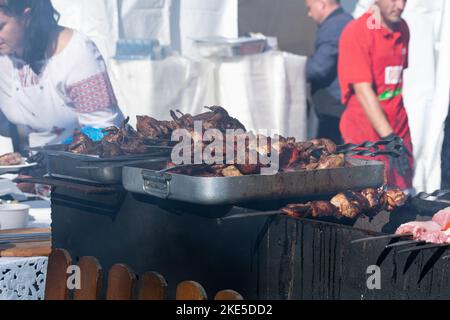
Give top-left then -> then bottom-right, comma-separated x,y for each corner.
0,204 -> 30,230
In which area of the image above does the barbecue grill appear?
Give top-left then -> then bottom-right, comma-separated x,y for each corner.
19,137 -> 449,300
35,174 -> 449,300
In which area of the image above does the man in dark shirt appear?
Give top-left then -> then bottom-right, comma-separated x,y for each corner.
305,0 -> 353,143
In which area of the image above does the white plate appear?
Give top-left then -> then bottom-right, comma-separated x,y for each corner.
0,161 -> 38,173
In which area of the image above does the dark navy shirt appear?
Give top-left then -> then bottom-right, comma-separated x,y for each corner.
306,7 -> 353,102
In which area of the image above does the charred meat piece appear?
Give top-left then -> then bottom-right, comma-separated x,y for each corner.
69,130 -> 96,154
119,138 -> 149,154
281,204 -> 310,218
295,141 -> 314,153
278,144 -> 301,170
170,110 -> 195,130
282,201 -> 337,219
102,126 -> 123,144
309,138 -> 337,154
222,165 -> 244,177
308,201 -> 338,217
101,141 -> 124,158
317,153 -> 345,169
136,116 -> 175,139
305,162 -> 319,170
236,164 -> 260,175
383,189 -> 407,211
360,188 -> 383,211
0,152 -> 23,166
330,191 -> 370,218
202,106 -> 247,132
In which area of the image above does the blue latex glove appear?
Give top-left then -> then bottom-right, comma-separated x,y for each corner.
62,127 -> 106,144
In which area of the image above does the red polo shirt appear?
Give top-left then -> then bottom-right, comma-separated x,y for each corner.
339,11 -> 409,115
338,11 -> 413,189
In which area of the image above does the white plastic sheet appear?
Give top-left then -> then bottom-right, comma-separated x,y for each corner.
214,51 -> 308,140
418,2 -> 450,192
119,0 -> 172,45
52,0 -> 238,58
109,51 -> 308,141
108,55 -> 215,126
179,0 -> 238,57
52,0 -> 119,58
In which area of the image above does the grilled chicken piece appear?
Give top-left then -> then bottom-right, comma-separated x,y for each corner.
295,141 -> 314,153
360,188 -> 383,211
69,130 -> 96,154
170,110 -> 195,130
309,138 -> 337,154
278,144 -> 301,170
102,126 -> 123,144
282,201 -> 337,219
222,165 -> 243,177
317,153 -> 345,169
281,204 -> 310,218
119,138 -> 149,154
305,162 -> 319,170
200,106 -> 246,132
136,116 -> 176,139
308,201 -> 338,217
383,189 -> 407,211
0,152 -> 23,166
330,191 -> 370,218
101,141 -> 124,158
236,164 -> 260,175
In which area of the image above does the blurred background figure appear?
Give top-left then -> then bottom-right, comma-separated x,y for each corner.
338,0 -> 414,191
305,0 -> 352,144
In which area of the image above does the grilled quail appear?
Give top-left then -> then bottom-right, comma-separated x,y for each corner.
383,188 -> 408,211
317,153 -> 345,169
360,188 -> 383,211
330,191 -> 370,218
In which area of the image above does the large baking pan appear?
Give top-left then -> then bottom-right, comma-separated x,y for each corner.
122,158 -> 385,205
45,148 -> 172,185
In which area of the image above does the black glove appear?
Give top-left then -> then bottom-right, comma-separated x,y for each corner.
382,133 -> 412,179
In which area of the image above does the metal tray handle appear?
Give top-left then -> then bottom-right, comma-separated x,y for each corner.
142,172 -> 172,198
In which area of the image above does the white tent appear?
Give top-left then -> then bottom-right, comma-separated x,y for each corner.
47,0 -> 309,141
51,0 -> 238,59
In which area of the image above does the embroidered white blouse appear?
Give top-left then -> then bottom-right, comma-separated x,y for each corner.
0,31 -> 123,147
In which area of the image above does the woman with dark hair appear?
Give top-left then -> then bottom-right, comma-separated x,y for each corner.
0,0 -> 123,147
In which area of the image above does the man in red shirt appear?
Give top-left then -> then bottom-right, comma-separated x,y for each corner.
338,0 -> 413,191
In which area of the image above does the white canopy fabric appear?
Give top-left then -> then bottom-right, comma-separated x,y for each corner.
51,0 -> 238,58
179,0 -> 238,58
109,51 -> 308,140
353,0 -> 450,193
52,0 -> 119,59
51,0 -> 307,140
